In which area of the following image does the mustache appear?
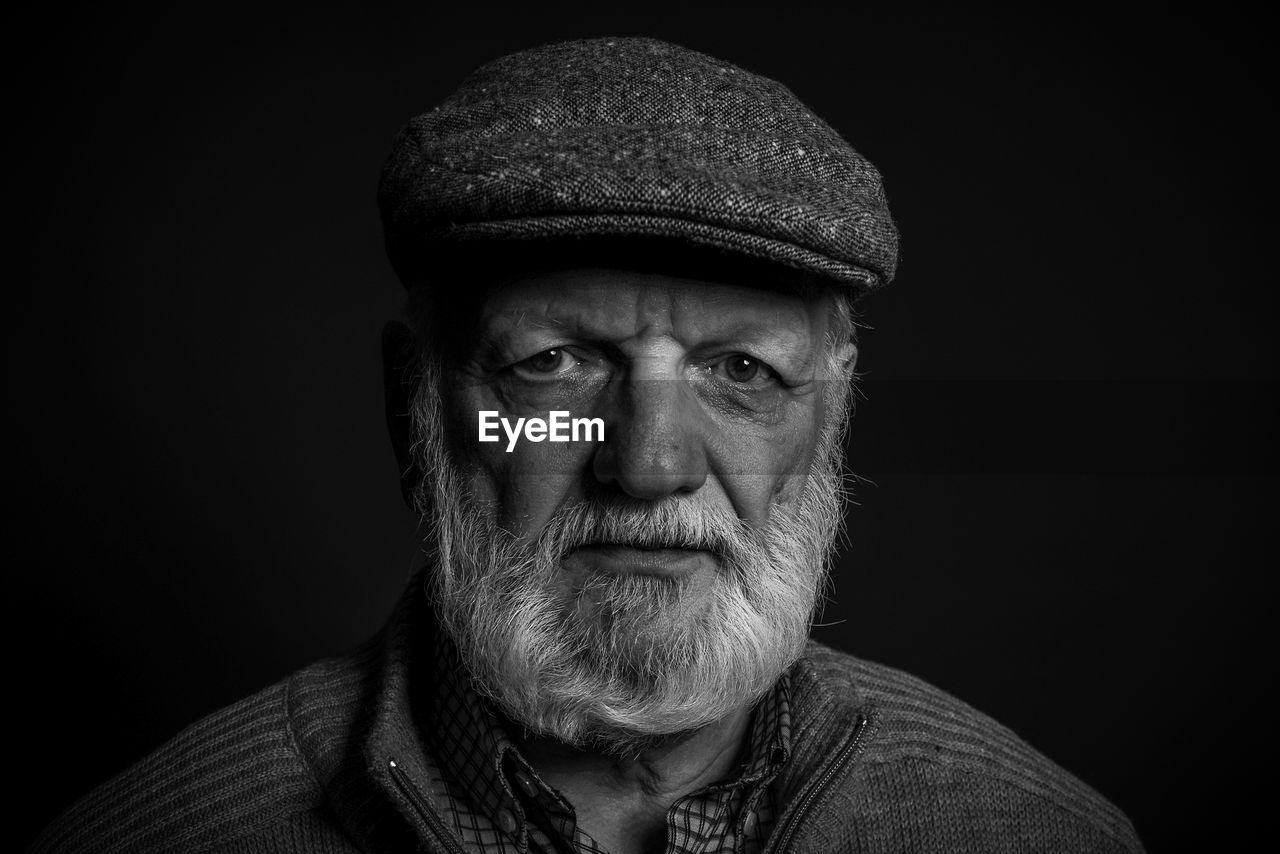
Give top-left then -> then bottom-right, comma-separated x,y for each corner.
531,497 -> 756,561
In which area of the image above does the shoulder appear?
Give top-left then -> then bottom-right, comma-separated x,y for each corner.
29,648 -> 377,854
788,642 -> 1145,853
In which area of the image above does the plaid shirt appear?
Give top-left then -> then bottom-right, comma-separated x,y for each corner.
423,639 -> 793,854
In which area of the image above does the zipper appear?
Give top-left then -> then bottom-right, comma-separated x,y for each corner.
388,758 -> 469,854
765,711 -> 872,854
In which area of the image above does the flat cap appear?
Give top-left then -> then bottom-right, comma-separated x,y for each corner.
379,37 -> 898,293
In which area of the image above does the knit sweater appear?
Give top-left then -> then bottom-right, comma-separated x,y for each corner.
31,581 -> 1144,853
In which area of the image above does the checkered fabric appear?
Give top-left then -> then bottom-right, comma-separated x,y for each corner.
423,638 -> 792,853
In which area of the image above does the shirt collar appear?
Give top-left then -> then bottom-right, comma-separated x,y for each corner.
428,631 -> 794,844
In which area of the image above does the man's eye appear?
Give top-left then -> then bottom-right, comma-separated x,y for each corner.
714,354 -> 776,386
512,348 -> 577,378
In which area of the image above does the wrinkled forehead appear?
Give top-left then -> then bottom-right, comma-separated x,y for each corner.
477,267 -> 829,352
408,238 -> 849,358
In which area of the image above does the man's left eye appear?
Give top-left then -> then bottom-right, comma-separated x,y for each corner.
713,354 -> 776,386
512,348 -> 578,379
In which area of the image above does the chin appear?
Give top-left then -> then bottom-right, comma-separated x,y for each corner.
570,571 -> 719,671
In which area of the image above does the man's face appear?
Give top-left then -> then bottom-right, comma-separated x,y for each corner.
414,267 -> 854,752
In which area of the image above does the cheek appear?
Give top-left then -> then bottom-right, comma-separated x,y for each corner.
449,387 -> 597,540
713,404 -> 825,524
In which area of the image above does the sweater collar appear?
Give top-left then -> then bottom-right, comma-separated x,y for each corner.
321,572 -> 870,850
425,629 -> 796,851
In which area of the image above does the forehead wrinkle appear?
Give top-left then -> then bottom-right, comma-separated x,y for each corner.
475,270 -> 829,363
482,302 -> 584,345
672,300 -> 821,371
716,321 -> 814,351
487,285 -> 644,345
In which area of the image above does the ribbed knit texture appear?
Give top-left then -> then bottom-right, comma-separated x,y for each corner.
774,649 -> 1142,853
29,682 -> 324,853
31,578 -> 1144,853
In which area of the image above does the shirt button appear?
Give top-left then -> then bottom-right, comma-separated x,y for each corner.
498,809 -> 518,834
743,810 -> 757,833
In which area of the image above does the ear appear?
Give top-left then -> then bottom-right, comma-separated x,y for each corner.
834,341 -> 859,379
381,321 -> 418,510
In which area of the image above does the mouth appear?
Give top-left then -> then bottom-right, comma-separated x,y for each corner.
566,543 -> 717,577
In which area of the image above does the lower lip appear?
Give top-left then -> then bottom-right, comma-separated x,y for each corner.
567,545 -> 715,577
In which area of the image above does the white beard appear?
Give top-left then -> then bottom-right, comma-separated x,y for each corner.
412,365 -> 850,756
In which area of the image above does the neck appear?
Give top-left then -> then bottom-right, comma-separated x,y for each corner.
521,707 -> 753,796
517,707 -> 754,853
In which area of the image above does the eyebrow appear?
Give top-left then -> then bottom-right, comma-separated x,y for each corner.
468,313 -> 575,364
476,313 -> 582,354
513,311 -> 573,331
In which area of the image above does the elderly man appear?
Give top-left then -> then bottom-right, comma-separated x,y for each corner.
34,38 -> 1143,854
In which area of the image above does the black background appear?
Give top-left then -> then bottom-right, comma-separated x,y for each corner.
12,4 -> 1274,851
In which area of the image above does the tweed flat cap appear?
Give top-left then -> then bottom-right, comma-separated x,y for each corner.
379,37 -> 898,293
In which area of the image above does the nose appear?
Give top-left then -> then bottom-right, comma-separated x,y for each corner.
593,378 -> 709,500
